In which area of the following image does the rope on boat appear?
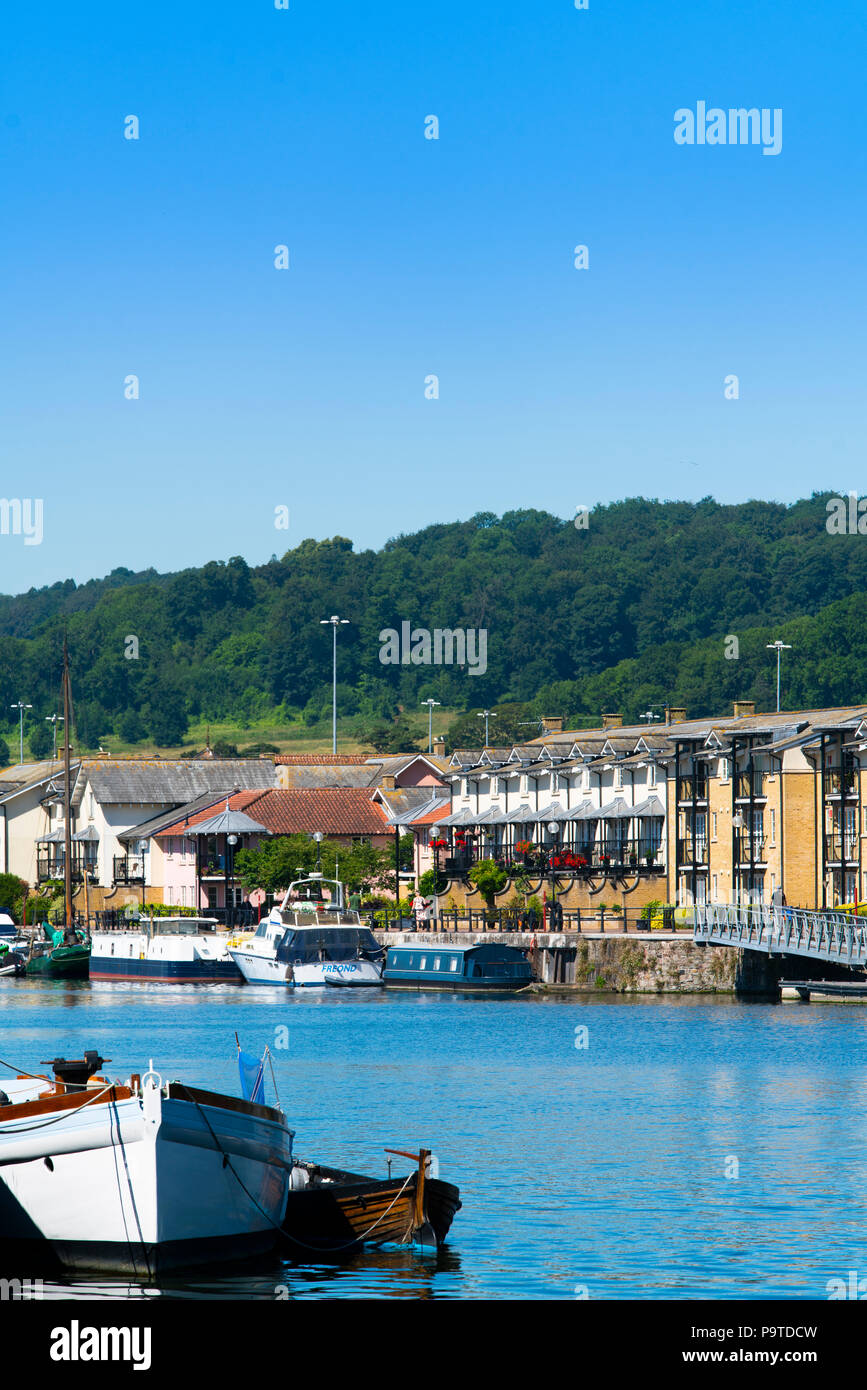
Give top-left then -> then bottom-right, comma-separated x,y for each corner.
173,1081 -> 417,1254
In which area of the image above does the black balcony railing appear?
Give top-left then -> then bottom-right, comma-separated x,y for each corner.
735,773 -> 766,799
37,853 -> 98,885
446,839 -> 664,876
734,834 -> 767,862
824,834 -> 859,864
677,776 -> 708,802
677,837 -> 708,865
826,768 -> 857,797
113,855 -> 145,884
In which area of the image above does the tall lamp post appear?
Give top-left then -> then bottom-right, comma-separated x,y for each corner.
547,820 -> 560,928
477,709 -> 497,746
320,615 -> 350,755
11,701 -> 32,764
46,713 -> 65,760
421,698 -> 441,754
766,641 -> 792,713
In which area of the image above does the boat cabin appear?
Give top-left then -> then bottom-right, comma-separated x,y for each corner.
384,942 -> 533,991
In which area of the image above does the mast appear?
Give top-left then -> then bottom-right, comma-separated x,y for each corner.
62,637 -> 73,927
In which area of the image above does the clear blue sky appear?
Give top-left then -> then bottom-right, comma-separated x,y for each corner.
1,0 -> 863,589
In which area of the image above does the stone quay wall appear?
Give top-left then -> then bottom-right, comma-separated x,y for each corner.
377,930 -> 778,994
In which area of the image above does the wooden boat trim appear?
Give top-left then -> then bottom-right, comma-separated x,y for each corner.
165,1082 -> 284,1125
0,1085 -> 133,1123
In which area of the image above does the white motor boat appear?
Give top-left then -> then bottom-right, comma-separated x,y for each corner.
228,876 -> 385,988
0,1050 -> 293,1275
90,915 -> 244,983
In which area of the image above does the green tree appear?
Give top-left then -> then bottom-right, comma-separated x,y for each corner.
468,860 -> 508,909
28,721 -> 53,760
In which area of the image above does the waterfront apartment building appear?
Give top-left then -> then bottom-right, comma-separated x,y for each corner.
429,703 -> 867,912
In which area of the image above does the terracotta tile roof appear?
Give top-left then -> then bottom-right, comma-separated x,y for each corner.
410,800 -> 453,827
156,787 -> 390,838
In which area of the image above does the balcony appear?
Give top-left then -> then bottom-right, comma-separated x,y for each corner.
825,767 -> 857,798
37,854 -> 98,885
824,834 -> 859,864
677,837 -> 708,866
677,776 -> 708,803
113,855 -> 145,885
735,772 -> 766,799
464,839 -> 664,876
734,834 -> 767,863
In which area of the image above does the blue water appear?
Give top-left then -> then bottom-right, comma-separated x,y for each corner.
3,980 -> 867,1300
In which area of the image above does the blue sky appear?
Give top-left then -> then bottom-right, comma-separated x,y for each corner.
1,0 -> 863,588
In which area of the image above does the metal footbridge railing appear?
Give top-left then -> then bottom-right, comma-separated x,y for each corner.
693,902 -> 867,968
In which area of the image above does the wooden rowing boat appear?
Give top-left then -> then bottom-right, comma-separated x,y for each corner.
282,1147 -> 461,1256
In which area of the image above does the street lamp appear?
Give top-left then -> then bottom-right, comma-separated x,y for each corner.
312,830 -> 324,880
320,616 -> 350,755
430,824 -> 441,931
766,641 -> 792,713
46,713 -> 65,760
11,701 -> 32,764
477,709 -> 497,746
547,819 -> 560,927
227,832 -> 239,928
421,698 -> 441,754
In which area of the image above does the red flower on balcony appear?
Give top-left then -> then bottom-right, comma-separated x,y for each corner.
515,840 -> 534,855
430,838 -> 447,849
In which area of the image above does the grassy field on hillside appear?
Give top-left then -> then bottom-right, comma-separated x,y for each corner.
18,708 -> 461,761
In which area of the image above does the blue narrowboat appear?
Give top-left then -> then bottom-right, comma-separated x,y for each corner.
383,942 -> 533,992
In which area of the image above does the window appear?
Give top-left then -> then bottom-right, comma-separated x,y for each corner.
770,809 -> 776,843
449,956 -> 458,971
648,764 -> 656,788
520,775 -> 528,794
712,812 -> 718,839
582,769 -> 590,790
614,765 -> 622,789
419,955 -> 427,969
433,956 -> 441,970
461,778 -> 468,798
552,772 -> 559,793
491,776 -> 499,796
712,874 -> 718,898
720,758 -> 729,781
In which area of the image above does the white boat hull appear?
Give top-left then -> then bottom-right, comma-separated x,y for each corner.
0,1081 -> 293,1274
228,946 -> 382,988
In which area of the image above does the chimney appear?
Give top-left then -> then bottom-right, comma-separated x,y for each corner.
668,707 -> 687,724
381,774 -> 396,789
602,713 -> 623,730
733,700 -> 755,718
543,715 -> 563,733
432,737 -> 446,757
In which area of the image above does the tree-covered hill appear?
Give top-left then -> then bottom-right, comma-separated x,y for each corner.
3,493 -> 866,750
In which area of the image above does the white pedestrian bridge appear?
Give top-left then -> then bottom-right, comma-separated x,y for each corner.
693,902 -> 867,969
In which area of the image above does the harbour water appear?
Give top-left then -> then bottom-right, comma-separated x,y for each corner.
3,980 -> 867,1300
